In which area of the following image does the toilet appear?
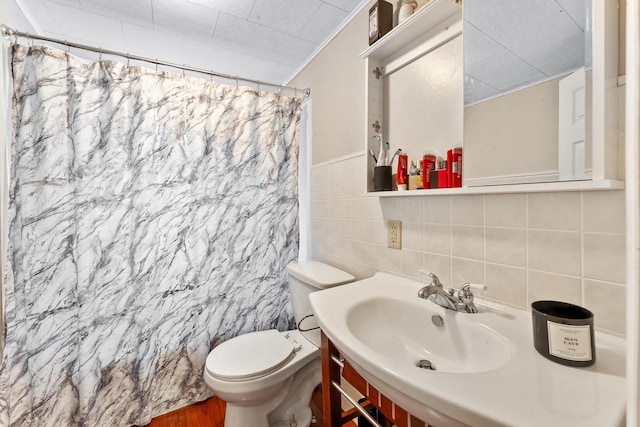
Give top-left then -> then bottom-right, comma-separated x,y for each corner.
203,261 -> 355,427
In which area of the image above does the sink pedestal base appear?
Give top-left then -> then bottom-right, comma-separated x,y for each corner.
320,332 -> 428,427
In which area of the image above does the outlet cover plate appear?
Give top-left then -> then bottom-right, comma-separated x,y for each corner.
388,220 -> 402,249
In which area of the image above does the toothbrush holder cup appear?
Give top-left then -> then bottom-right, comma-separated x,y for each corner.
373,166 -> 393,191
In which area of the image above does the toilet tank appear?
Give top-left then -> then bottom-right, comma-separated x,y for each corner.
286,261 -> 355,347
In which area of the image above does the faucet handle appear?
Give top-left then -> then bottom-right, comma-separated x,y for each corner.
466,283 -> 487,292
457,284 -> 475,304
465,282 -> 487,299
418,269 -> 443,287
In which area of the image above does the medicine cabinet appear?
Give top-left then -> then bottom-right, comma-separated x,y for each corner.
363,0 -> 624,197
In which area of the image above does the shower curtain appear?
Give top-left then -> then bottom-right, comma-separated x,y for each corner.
0,44 -> 301,426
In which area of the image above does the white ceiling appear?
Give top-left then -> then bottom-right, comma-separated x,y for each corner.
464,0 -> 589,105
10,0 -> 366,86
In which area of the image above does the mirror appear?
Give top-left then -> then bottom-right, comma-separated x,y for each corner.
463,0 -> 593,186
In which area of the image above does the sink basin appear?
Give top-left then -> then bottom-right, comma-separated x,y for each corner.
309,272 -> 626,427
347,296 -> 512,373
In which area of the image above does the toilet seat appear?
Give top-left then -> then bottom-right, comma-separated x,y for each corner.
206,330 -> 296,381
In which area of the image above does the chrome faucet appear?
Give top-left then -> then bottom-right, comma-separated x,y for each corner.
417,272 -> 480,314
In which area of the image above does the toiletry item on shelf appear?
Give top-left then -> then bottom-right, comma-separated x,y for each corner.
408,160 -> 421,190
437,160 -> 449,188
368,0 -> 393,45
398,0 -> 418,24
421,154 -> 436,189
447,147 -> 462,187
397,154 -> 408,191
429,159 -> 440,189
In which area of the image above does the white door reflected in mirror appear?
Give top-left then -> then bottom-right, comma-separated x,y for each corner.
558,68 -> 587,181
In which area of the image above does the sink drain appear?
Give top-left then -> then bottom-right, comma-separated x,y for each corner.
417,359 -> 436,371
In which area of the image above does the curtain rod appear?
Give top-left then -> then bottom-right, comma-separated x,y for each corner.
0,24 -> 310,98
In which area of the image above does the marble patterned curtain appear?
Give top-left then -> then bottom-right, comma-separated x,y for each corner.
0,44 -> 300,426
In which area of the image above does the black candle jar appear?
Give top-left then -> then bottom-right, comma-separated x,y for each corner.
531,300 -> 595,367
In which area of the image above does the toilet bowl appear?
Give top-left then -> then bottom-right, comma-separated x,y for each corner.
203,261 -> 354,427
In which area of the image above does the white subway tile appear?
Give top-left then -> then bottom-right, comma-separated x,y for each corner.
583,233 -> 625,284
349,178 -> 364,199
402,197 -> 423,222
527,230 -> 581,276
528,192 -> 580,231
350,198 -> 368,220
423,196 -> 450,224
485,227 -> 526,267
362,197 -> 383,221
333,237 -> 354,260
485,194 -> 526,228
333,179 -> 351,199
451,225 -> 484,261
364,243 -> 384,266
382,246 -> 403,274
584,280 -> 626,334
422,252 -> 451,286
451,195 -> 484,226
349,155 -> 367,179
334,159 -> 352,181
401,250 -> 423,279
583,191 -> 625,233
402,222 -> 423,251
527,270 -> 582,306
352,220 -> 384,244
423,223 -> 451,255
351,241 -> 368,264
381,197 -> 401,220
351,262 -> 377,280
485,264 -> 526,308
451,257 -> 484,288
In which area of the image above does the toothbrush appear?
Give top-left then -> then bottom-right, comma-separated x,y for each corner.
390,148 -> 402,165
375,134 -> 386,166
368,148 -> 378,164
384,142 -> 390,166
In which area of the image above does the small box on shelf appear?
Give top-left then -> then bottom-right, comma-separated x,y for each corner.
368,0 -> 393,46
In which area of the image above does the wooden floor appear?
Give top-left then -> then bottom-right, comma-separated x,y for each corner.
144,386 -> 357,427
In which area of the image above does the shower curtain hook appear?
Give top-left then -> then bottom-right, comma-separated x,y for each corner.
155,61 -> 158,73
182,67 -> 185,77
126,54 -> 130,67
235,76 -> 238,88
99,47 -> 103,61
7,28 -> 17,45
257,81 -> 260,92
64,40 -> 70,54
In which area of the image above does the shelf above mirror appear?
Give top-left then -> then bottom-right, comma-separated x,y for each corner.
365,179 -> 624,197
360,0 -> 461,60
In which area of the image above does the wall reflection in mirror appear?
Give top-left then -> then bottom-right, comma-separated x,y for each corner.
463,0 -> 593,186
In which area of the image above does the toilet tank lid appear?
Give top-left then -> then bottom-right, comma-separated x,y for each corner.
286,261 -> 355,289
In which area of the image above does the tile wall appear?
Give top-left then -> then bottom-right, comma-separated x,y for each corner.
311,153 -> 627,335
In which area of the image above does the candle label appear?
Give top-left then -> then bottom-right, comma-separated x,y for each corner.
547,321 -> 592,361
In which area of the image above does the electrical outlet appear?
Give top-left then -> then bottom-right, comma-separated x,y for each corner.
388,220 -> 402,249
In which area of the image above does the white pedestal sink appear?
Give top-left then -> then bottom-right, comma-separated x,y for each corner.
310,272 -> 626,427
347,296 -> 513,374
